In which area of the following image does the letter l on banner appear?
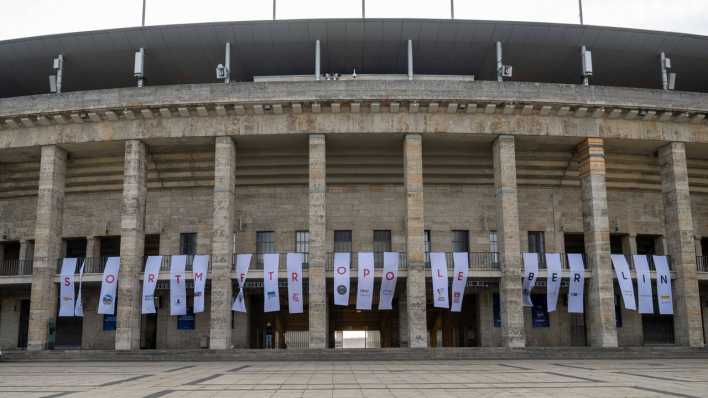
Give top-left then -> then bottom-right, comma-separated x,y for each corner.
378,252 -> 399,310
287,253 -> 304,314
430,252 -> 449,309
522,253 -> 539,307
545,253 -> 562,313
610,254 -> 636,310
192,255 -> 209,314
97,257 -> 120,315
170,255 -> 188,316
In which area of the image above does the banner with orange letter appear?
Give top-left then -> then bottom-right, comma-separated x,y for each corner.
192,255 -> 209,313
287,253 -> 304,314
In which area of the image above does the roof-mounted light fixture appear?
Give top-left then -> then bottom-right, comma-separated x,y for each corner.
497,42 -> 512,82
216,42 -> 231,84
408,40 -> 414,81
315,40 -> 321,81
49,54 -> 63,93
134,48 -> 145,87
660,52 -> 676,90
580,45 -> 593,86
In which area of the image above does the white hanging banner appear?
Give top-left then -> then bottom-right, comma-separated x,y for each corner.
59,258 -> 77,317
450,252 -> 469,312
232,254 -> 252,312
192,255 -> 209,314
610,254 -> 636,310
633,255 -> 654,314
430,252 -> 449,309
333,252 -> 351,306
97,257 -> 120,315
141,255 -> 162,314
356,252 -> 375,311
170,255 -> 188,316
263,253 -> 280,312
378,252 -> 399,310
545,253 -> 562,313
653,255 -> 674,315
567,254 -> 585,313
522,253 -> 539,307
74,259 -> 85,317
286,253 -> 304,314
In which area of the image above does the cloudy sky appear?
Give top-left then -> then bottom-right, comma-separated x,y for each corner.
1,0 -> 707,41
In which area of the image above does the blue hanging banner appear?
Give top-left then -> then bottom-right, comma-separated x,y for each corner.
531,294 -> 549,328
103,314 -> 116,331
177,310 -> 195,330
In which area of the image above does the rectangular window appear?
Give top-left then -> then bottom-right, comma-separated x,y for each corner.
99,236 -> 121,257
296,231 -> 309,264
65,238 -> 87,258
424,230 -> 431,266
144,234 -> 160,256
489,231 -> 498,265
452,230 -> 469,253
256,231 -> 275,266
636,235 -> 658,255
373,230 -> 392,267
610,234 -> 625,255
334,230 -> 352,253
492,292 -> 501,328
179,233 -> 197,255
564,233 -> 585,254
527,231 -> 545,254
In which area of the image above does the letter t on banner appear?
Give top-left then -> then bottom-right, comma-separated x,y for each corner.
263,253 -> 280,312
170,255 -> 188,316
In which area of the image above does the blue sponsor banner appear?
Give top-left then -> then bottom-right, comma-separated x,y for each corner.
177,310 -> 195,330
103,314 -> 116,331
492,293 -> 501,328
531,294 -> 550,328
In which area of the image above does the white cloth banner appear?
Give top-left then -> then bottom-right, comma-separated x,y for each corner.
653,255 -> 674,315
74,260 -> 85,317
263,253 -> 280,312
545,253 -> 562,313
97,257 -> 120,315
522,253 -> 539,307
430,252 -> 449,309
378,252 -> 399,310
333,252 -> 351,306
567,253 -> 585,313
450,252 -> 469,312
141,255 -> 162,314
192,255 -> 209,314
356,252 -> 375,311
286,253 -> 304,314
170,255 -> 188,316
610,254 -> 637,310
633,255 -> 654,314
232,254 -> 252,312
59,258 -> 77,317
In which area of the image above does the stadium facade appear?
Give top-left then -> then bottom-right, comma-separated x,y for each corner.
0,19 -> 707,351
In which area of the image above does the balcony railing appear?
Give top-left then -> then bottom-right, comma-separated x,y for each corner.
141,255 -> 212,273
250,252 -> 309,271
534,253 -> 586,270
326,252 -> 408,271
0,259 -> 33,276
424,252 -> 500,271
55,257 -> 110,274
622,254 -> 672,272
698,256 -> 708,272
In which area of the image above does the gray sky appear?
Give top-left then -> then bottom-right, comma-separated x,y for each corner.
1,0 -> 707,41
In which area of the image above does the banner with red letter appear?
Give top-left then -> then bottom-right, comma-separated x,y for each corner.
545,253 -> 562,312
97,257 -> 120,315
232,254 -> 252,312
59,258 -> 77,317
170,255 -> 187,316
141,255 -> 162,314
610,254 -> 636,310
522,252 -> 539,307
653,255 -> 674,315
378,252 -> 399,310
74,259 -> 85,317
333,252 -> 351,306
356,252 -> 375,310
633,255 -> 654,314
287,253 -> 304,314
263,253 -> 280,312
567,253 -> 585,313
192,255 -> 209,314
430,252 -> 449,309
450,252 -> 468,312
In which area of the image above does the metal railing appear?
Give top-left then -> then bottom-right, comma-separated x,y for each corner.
55,257 -> 110,274
424,252 -> 500,271
533,253 -> 586,270
141,255 -> 211,273
0,259 -> 33,276
326,252 -> 408,271
622,254 -> 672,272
697,256 -> 708,272
249,252 -> 309,271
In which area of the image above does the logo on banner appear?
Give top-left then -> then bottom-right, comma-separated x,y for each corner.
337,285 -> 347,295
102,294 -> 114,306
292,293 -> 300,302
360,289 -> 370,297
267,291 -> 277,299
436,288 -> 446,300
453,292 -> 461,303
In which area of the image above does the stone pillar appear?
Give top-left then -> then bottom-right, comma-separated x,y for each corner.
19,240 -> 34,275
27,145 -> 66,351
493,135 -> 525,348
576,138 -> 618,347
115,140 -> 147,351
658,142 -> 704,347
210,137 -> 237,350
404,134 -> 427,348
308,134 -> 328,348
398,293 -> 409,347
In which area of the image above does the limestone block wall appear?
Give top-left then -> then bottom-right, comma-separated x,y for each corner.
691,195 -> 708,238
0,295 -> 24,349
80,286 -> 115,349
146,188 -> 214,255
617,308 -> 644,346
0,197 -> 37,240
477,289 -> 502,347
153,290 -> 211,349
63,192 -> 122,238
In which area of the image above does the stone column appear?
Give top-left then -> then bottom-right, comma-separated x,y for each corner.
210,137 -> 237,350
27,145 -> 66,351
493,135 -> 525,348
658,142 -> 704,347
19,240 -> 34,275
404,134 -> 427,348
398,293 -> 409,347
576,138 -> 617,347
308,134 -> 328,348
115,140 -> 147,351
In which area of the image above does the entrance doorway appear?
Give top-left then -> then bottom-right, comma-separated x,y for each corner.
141,314 -> 157,349
17,299 -> 30,348
428,294 -> 479,347
55,316 -> 82,348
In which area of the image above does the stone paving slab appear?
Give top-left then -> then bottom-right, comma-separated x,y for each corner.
0,359 -> 707,397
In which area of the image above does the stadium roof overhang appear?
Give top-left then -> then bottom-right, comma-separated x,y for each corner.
1,18 -> 708,98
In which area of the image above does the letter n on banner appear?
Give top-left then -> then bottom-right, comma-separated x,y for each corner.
653,255 -> 673,315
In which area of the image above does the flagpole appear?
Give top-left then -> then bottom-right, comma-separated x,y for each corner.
578,0 -> 584,25
141,0 -> 146,27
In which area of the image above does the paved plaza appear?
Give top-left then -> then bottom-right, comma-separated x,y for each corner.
0,358 -> 707,397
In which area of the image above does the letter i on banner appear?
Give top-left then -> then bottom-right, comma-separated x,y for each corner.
522,253 -> 539,307
192,255 -> 209,314
98,257 -> 120,315
232,254 -> 252,312
545,253 -> 562,312
58,258 -> 77,317
378,252 -> 399,310
263,253 -> 280,312
430,252 -> 449,309
142,255 -> 162,314
450,252 -> 468,312
333,252 -> 351,306
356,252 -> 375,311
287,253 -> 304,314
633,255 -> 654,314
170,255 -> 188,316
653,255 -> 674,315
74,259 -> 85,317
567,253 -> 585,313
610,254 -> 636,310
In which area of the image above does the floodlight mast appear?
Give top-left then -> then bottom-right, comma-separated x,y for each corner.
315,40 -> 321,81
408,40 -> 414,81
224,42 -> 231,84
581,45 -> 593,86
660,52 -> 675,90
134,48 -> 145,87
49,54 -> 63,93
497,42 -> 503,82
